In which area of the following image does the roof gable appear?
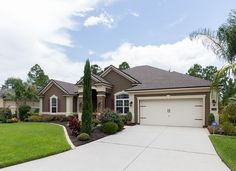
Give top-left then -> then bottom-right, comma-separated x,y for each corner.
76,74 -> 112,86
39,80 -> 77,95
100,65 -> 140,84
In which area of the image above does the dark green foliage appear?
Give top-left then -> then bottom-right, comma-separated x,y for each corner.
126,112 -> 132,122
187,64 -> 217,81
119,61 -> 130,70
19,105 -> 31,121
81,59 -> 92,135
91,64 -> 103,75
117,119 -> 124,131
102,122 -> 118,134
92,119 -> 100,127
27,64 -> 49,90
101,111 -> 120,124
119,115 -> 127,124
77,133 -> 90,141
222,122 -> 235,135
0,108 -> 12,123
208,113 -> 215,125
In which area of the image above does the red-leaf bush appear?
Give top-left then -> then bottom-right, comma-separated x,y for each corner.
68,116 -> 80,136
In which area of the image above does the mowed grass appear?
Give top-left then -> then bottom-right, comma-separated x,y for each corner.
0,123 -> 70,168
209,135 -> 236,171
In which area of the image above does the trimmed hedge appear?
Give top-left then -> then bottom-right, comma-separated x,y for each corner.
27,114 -> 69,122
77,133 -> 90,141
102,122 -> 118,134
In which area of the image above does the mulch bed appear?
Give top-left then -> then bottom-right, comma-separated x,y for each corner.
51,121 -> 108,147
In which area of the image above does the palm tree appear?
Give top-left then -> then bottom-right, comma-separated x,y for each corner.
190,10 -> 236,63
190,10 -> 236,105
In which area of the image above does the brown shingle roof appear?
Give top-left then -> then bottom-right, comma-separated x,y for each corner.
53,79 -> 78,95
123,65 -> 211,91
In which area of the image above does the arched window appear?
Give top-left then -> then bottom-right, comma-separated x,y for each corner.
115,91 -> 129,114
50,95 -> 58,113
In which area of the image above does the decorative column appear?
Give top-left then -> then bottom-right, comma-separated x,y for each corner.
66,96 -> 73,116
97,92 -> 106,113
39,97 -> 43,114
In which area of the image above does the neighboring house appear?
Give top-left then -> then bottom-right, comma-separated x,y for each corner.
0,89 -> 39,114
39,65 -> 219,127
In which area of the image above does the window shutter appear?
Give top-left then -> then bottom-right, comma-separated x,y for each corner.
58,98 -> 61,112
48,99 -> 50,112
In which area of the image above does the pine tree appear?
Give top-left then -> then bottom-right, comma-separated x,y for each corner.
81,59 -> 92,134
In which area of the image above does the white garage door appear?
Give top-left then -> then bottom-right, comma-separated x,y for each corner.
140,98 -> 204,127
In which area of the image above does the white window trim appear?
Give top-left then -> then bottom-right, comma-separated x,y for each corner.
50,95 -> 58,113
114,91 -> 129,114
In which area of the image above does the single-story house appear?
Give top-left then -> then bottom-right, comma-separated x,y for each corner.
38,65 -> 218,127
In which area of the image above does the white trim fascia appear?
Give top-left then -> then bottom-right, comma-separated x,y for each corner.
127,87 -> 211,94
101,65 -> 139,83
137,95 -> 206,126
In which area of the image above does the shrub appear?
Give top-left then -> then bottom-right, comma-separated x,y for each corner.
53,114 -> 68,122
119,115 -> 127,124
19,105 -> 31,121
27,115 -> 54,122
101,111 -> 120,124
126,112 -> 132,122
219,113 -> 229,124
0,108 -> 12,122
6,117 -> 18,123
102,122 -> 118,134
77,133 -> 90,141
92,119 -> 100,127
208,113 -> 215,125
68,116 -> 80,136
222,122 -> 235,135
117,119 -> 124,131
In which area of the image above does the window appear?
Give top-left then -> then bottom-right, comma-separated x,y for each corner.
115,92 -> 129,114
50,95 -> 58,113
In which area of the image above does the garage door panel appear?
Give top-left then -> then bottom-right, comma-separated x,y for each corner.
140,98 -> 203,127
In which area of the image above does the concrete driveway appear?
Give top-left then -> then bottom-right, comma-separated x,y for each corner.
2,126 -> 229,171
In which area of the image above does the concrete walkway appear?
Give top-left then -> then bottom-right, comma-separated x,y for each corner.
1,126 -> 229,171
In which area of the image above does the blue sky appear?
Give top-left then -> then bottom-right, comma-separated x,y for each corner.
0,0 -> 235,84
66,0 -> 235,61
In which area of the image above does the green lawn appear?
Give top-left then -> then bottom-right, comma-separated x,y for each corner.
209,135 -> 236,171
0,123 -> 70,168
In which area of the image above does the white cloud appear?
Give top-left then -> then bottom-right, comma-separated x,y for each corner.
100,38 -> 224,73
88,50 -> 96,55
130,11 -> 140,17
0,0 -> 113,85
83,11 -> 114,27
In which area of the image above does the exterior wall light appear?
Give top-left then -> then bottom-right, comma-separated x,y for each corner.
129,101 -> 133,107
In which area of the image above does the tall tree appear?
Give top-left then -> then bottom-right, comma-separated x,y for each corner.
187,64 -> 203,79
119,61 -> 130,70
28,64 -> 49,90
91,64 -> 103,75
187,64 -> 217,81
81,60 -> 92,134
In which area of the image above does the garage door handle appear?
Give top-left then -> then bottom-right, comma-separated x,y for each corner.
140,117 -> 146,119
195,119 -> 203,120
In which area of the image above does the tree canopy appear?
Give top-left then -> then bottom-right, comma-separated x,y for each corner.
119,61 -> 130,70
91,64 -> 103,75
28,64 -> 49,90
187,64 -> 217,81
